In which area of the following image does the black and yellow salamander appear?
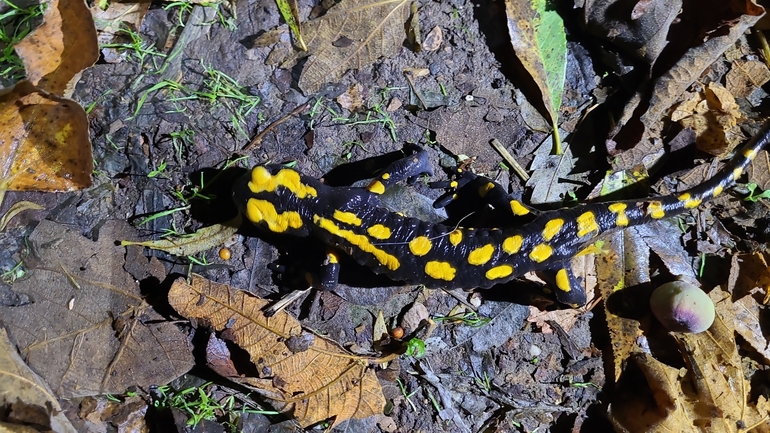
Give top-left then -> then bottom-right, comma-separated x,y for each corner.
233,121 -> 770,307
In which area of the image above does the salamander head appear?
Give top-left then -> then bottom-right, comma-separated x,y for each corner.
233,164 -> 320,235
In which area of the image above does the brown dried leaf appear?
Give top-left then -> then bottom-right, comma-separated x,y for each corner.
748,149 -> 770,190
0,329 -> 77,433
672,82 -> 744,158
0,0 -> 97,192
281,0 -> 410,93
0,81 -> 93,191
0,220 -> 194,398
15,0 -> 99,95
612,1 -> 764,165
725,59 -> 770,99
336,83 -> 365,112
731,295 -> 770,364
610,289 -> 770,432
168,275 -> 385,427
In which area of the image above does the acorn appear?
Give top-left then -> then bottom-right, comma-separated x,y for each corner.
649,281 -> 715,333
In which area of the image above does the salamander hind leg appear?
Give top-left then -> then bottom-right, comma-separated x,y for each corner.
539,264 -> 587,307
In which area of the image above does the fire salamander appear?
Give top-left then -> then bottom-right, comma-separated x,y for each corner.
233,121 -> 770,306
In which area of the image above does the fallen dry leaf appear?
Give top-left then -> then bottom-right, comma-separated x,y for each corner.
168,275 -> 385,427
0,0 -> 97,192
0,81 -> 93,191
281,0 -> 411,93
15,0 -> 98,95
672,82 -> 744,158
725,59 -> 770,99
0,220 -> 194,397
0,328 -> 77,433
121,217 -> 240,257
609,288 -> 770,432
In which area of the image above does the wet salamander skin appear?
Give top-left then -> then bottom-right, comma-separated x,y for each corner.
233,122 -> 770,306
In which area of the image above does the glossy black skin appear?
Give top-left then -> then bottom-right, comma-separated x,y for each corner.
234,121 -> 770,306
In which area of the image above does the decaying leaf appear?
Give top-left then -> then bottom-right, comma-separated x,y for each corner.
0,81 -> 93,191
504,0 -> 567,154
0,329 -> 77,433
0,0 -> 97,192
121,217 -> 240,257
599,230 -> 648,383
168,275 -> 385,427
15,0 -> 98,95
281,0 -> 411,93
583,0 -> 681,66
0,220 -> 194,398
725,59 -> 770,99
671,82 -> 744,158
527,140 -> 588,204
610,289 -> 770,432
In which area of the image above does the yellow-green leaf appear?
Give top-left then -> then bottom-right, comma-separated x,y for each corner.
504,0 -> 567,154
121,218 -> 240,257
275,0 -> 307,51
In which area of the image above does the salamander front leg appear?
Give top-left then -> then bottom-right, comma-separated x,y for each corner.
367,144 -> 433,194
430,168 -> 537,219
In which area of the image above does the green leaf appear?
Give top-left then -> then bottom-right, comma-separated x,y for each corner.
504,0 -> 567,154
275,0 -> 307,51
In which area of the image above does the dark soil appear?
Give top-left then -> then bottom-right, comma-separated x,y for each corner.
2,0 -> 617,431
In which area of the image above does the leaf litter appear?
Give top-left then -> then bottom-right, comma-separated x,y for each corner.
0,220 -> 194,397
0,0 -> 97,192
168,274 -> 385,427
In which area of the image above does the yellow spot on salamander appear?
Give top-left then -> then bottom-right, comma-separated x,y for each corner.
555,268 -> 571,293
368,180 -> 385,194
246,199 -> 303,233
529,244 -> 552,263
648,201 -> 665,219
486,265 -> 513,280
478,182 -> 495,198
503,235 -> 523,254
367,224 -> 392,240
713,185 -> 724,196
381,172 -> 390,180
576,211 -> 599,238
744,148 -> 758,160
409,236 -> 433,256
733,167 -> 743,179
608,203 -> 629,227
468,244 -> 495,266
425,261 -> 456,281
249,167 -> 317,198
333,210 -> 362,226
326,252 -> 339,264
314,216 -> 400,270
510,200 -> 530,216
448,230 -> 463,246
678,192 -> 702,209
542,219 -> 564,242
